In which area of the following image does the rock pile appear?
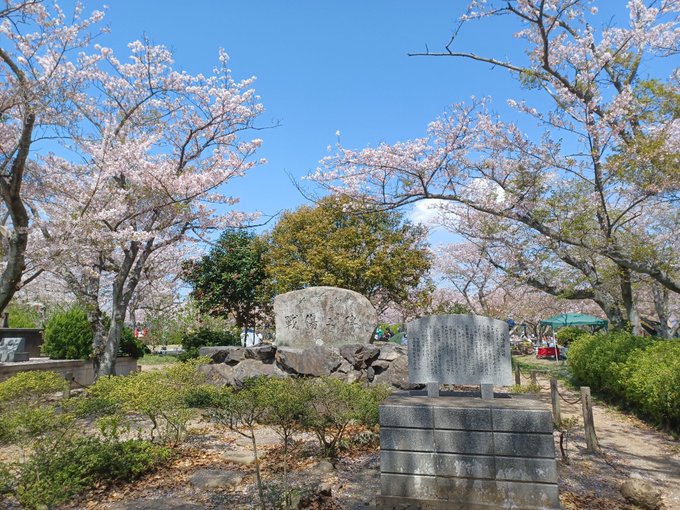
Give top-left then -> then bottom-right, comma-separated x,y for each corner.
198,342 -> 415,389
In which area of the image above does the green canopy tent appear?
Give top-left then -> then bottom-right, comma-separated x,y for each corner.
539,313 -> 608,331
538,313 -> 608,363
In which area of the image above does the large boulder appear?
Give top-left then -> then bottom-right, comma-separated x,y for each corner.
620,479 -> 664,510
372,353 -> 414,389
198,346 -> 245,365
273,286 -> 377,348
245,344 -> 276,362
197,363 -> 235,386
233,359 -> 285,386
339,343 -> 380,369
275,347 -> 343,376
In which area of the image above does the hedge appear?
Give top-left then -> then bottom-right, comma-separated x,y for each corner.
568,332 -> 680,430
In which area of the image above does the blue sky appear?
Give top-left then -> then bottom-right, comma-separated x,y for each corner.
88,1 -> 526,242
88,1 -> 651,245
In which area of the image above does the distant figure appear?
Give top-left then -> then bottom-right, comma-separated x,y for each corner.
374,326 -> 384,341
400,333 -> 408,346
241,328 -> 262,347
384,327 -> 393,340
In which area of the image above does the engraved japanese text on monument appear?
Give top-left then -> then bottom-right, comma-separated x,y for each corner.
407,314 -> 512,386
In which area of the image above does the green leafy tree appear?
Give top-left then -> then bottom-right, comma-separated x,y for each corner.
265,195 -> 432,313
184,229 -> 270,332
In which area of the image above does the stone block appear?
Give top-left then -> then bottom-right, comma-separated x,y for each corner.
433,406 -> 492,431
197,363 -> 234,386
491,407 -> 553,433
433,430 -> 493,455
381,428 -> 434,452
495,456 -> 558,483
380,403 -> 433,428
381,473 -> 438,500
435,478 -> 560,509
435,453 -> 494,479
493,432 -> 555,458
380,451 -> 435,476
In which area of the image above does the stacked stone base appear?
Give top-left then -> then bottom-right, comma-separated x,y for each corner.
377,394 -> 560,510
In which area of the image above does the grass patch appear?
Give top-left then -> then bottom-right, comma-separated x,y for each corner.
137,354 -> 180,366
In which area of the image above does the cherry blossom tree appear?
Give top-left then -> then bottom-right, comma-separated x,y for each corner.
312,0 -> 679,334
31,39 -> 264,377
0,0 -> 104,313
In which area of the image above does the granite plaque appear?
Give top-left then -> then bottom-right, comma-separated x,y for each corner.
274,286 -> 377,348
0,337 -> 27,362
407,314 -> 512,386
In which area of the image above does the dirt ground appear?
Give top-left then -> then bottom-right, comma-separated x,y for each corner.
3,365 -> 679,510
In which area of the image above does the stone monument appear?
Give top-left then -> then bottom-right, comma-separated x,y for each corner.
377,314 -> 560,510
408,314 -> 512,397
0,337 -> 30,362
273,286 -> 377,348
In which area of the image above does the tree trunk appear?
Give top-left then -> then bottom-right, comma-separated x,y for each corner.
652,283 -> 672,339
620,267 -> 642,335
0,113 -> 34,314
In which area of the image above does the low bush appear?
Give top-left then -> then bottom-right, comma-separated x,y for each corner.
75,358 -> 208,443
15,435 -> 171,509
568,333 -> 680,430
43,305 -> 147,360
555,326 -> 589,345
5,302 -> 41,328
0,370 -> 68,405
180,327 -> 240,359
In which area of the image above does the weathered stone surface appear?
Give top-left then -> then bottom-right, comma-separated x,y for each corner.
275,347 -> 342,376
222,450 -> 256,465
198,363 -> 235,386
189,468 -> 244,489
233,359 -> 284,386
371,359 -> 390,372
339,343 -> 380,369
407,314 -> 512,386
198,346 -> 245,365
245,344 -> 276,362
377,343 -> 406,362
621,479 -> 663,510
335,359 -> 353,374
310,459 -> 335,474
274,286 -> 377,348
373,354 -> 413,389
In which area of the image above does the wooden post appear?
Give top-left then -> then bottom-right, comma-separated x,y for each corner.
514,363 -> 521,386
550,378 -> 561,426
64,372 -> 73,399
581,386 -> 600,453
530,370 -> 537,386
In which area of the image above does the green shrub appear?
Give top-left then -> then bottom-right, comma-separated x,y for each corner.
42,307 -> 93,359
16,436 -> 171,509
119,326 -> 149,359
0,370 -> 68,405
621,341 -> 680,429
568,331 -> 651,398
555,326 -> 589,345
75,358 -> 208,443
5,302 -> 41,328
568,332 -> 680,430
300,377 -> 391,457
43,306 -> 149,360
180,327 -> 240,359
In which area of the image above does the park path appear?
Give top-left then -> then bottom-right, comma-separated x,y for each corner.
531,374 -> 680,509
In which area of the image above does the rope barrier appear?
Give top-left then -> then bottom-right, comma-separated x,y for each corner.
556,387 -> 582,405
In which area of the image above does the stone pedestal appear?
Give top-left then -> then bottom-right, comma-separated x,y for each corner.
377,393 -> 560,510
